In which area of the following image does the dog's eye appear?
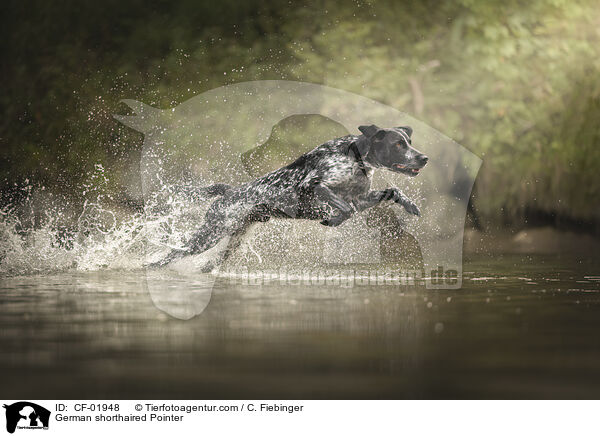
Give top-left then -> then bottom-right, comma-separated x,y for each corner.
396,142 -> 407,149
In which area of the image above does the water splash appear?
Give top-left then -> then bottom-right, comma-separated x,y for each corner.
0,165 -> 196,276
1,81 -> 482,289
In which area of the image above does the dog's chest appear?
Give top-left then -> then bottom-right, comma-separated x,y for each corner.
321,155 -> 372,196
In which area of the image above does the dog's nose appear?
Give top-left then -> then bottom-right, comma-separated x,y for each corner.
419,155 -> 428,164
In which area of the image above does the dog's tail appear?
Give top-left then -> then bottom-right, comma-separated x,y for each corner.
197,183 -> 233,197
175,183 -> 233,200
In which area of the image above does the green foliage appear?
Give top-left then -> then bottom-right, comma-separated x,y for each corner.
1,0 -> 599,226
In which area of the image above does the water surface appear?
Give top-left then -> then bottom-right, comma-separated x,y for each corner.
1,254 -> 599,399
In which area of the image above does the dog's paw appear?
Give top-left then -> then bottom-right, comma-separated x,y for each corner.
390,190 -> 420,217
320,217 -> 342,227
403,201 -> 420,216
320,212 -> 349,227
395,195 -> 420,216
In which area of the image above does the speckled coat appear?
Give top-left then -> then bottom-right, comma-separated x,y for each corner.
152,126 -> 426,268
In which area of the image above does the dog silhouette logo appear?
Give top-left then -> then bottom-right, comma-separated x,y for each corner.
116,80 -> 481,318
3,402 -> 50,434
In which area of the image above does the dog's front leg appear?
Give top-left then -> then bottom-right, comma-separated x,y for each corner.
314,185 -> 356,227
354,188 -> 420,216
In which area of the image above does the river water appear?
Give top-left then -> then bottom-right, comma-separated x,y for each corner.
1,254 -> 599,399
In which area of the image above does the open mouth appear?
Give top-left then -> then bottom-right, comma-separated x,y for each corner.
393,164 -> 422,176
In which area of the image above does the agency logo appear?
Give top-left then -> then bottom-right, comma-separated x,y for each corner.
3,402 -> 50,433
116,80 -> 481,319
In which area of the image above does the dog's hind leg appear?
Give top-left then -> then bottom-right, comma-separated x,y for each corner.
189,206 -> 272,271
149,200 -> 268,269
148,222 -> 229,268
204,224 -> 253,272
186,222 -> 230,255
149,248 -> 189,267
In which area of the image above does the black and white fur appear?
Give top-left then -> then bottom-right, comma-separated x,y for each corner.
152,124 -> 428,269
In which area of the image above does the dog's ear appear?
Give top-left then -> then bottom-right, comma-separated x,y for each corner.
397,126 -> 413,137
352,137 -> 370,158
358,124 -> 384,139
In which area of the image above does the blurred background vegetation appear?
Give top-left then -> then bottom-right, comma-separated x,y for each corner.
1,0 -> 599,233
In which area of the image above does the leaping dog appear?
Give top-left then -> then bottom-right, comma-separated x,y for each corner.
151,124 -> 428,269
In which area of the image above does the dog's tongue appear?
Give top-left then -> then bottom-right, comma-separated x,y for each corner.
393,164 -> 421,175
394,164 -> 420,173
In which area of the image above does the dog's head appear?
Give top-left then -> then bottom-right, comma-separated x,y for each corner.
356,124 -> 428,177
